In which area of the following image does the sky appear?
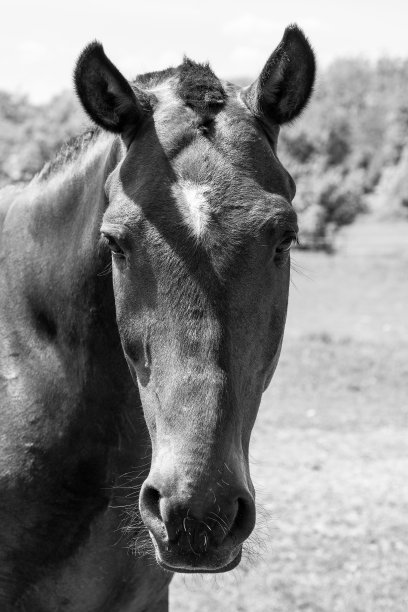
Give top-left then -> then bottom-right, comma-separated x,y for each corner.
1,0 -> 408,103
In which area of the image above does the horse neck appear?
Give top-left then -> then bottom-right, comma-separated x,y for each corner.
21,133 -> 134,400
33,132 -> 122,281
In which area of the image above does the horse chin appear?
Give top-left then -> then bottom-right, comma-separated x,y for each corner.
154,546 -> 242,574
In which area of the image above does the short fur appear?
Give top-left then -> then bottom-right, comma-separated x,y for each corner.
0,26 -> 315,611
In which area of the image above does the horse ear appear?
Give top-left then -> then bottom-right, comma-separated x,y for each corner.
243,24 -> 316,125
74,41 -> 150,135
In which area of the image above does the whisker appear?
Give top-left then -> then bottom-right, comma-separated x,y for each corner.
97,261 -> 112,277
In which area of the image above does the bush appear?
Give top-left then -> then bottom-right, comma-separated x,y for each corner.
369,145 -> 408,218
292,164 -> 366,250
0,91 -> 85,187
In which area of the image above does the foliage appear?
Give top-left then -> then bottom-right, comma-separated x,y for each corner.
1,57 -> 408,247
0,91 -> 85,185
279,57 -> 408,247
368,145 -> 408,217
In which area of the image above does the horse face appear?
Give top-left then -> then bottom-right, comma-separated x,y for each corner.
75,26 -> 314,572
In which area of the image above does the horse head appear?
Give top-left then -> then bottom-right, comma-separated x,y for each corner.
74,25 -> 315,573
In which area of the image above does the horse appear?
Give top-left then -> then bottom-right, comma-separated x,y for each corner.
0,24 -> 315,611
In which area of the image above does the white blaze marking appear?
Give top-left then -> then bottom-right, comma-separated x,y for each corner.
178,180 -> 211,238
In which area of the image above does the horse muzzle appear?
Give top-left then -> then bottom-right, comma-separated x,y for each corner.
139,475 -> 256,573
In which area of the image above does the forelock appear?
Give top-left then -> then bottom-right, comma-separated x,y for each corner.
176,58 -> 226,115
134,58 -> 227,119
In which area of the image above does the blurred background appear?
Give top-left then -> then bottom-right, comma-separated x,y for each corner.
2,1 -> 407,610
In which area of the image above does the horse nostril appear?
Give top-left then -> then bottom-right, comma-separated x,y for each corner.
229,496 -> 256,544
139,483 -> 164,534
140,483 -> 181,542
141,484 -> 160,515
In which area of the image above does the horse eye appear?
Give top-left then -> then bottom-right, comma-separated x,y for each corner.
276,234 -> 297,254
102,233 -> 125,257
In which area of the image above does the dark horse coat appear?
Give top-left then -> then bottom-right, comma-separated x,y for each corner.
0,25 -> 315,612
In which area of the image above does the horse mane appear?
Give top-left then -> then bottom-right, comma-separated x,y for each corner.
37,127 -> 101,182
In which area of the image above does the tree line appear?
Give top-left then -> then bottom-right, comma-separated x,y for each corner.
1,57 -> 408,247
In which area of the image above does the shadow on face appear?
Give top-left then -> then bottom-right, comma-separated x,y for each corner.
75,23 -> 315,572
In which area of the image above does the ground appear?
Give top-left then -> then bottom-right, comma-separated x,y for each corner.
170,218 -> 408,611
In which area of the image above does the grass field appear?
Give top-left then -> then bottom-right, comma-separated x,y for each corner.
170,218 -> 408,611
